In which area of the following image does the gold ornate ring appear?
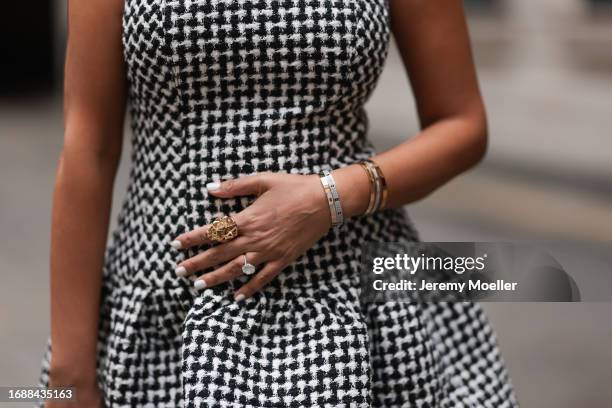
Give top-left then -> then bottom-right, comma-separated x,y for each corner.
206,215 -> 239,243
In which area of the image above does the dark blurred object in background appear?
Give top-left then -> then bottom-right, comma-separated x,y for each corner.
464,0 -> 506,15
587,0 -> 612,7
0,1 -> 56,96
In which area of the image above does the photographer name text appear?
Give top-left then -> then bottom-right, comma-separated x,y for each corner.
372,279 -> 518,292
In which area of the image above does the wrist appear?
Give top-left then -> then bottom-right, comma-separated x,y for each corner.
48,359 -> 98,388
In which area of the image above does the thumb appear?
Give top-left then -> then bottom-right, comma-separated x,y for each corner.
206,174 -> 269,197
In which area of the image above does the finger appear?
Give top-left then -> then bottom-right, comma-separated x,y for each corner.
172,209 -> 255,250
193,252 -> 265,291
175,237 -> 249,277
171,225 -> 211,250
205,173 -> 271,198
234,260 -> 285,301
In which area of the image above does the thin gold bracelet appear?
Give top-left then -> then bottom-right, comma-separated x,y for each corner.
364,161 -> 382,212
358,161 -> 377,215
366,159 -> 389,211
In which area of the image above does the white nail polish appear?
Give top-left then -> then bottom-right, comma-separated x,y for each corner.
206,182 -> 221,191
170,240 -> 182,250
235,294 -> 245,302
175,266 -> 188,277
194,280 -> 207,290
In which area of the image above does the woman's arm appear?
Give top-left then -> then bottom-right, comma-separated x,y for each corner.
334,0 -> 487,214
171,0 -> 485,300
47,0 -> 127,405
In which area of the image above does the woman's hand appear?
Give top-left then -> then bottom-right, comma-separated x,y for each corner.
172,172 -> 337,300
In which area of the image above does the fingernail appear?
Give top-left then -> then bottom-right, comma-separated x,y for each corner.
235,293 -> 245,302
194,279 -> 207,290
170,240 -> 182,250
175,266 -> 188,277
206,182 -> 221,192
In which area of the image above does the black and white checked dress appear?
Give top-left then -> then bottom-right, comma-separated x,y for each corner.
38,0 -> 519,406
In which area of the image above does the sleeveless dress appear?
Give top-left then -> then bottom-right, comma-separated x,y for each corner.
38,0 -> 519,406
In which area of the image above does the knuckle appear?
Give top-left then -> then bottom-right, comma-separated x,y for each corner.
271,261 -> 286,273
182,259 -> 195,271
248,228 -> 263,243
223,179 -> 235,191
244,283 -> 260,295
255,271 -> 273,285
215,267 -> 232,281
240,235 -> 256,249
199,228 -> 209,242
259,232 -> 275,244
255,179 -> 265,195
203,273 -> 218,286
207,251 -> 220,265
182,234 -> 193,246
249,254 -> 262,266
208,268 -> 223,279
243,211 -> 258,227
270,247 -> 285,259
232,257 -> 244,272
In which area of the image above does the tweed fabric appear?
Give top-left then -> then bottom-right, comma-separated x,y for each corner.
38,0 -> 518,406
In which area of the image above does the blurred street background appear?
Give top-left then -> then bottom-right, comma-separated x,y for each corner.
1,0 -> 611,407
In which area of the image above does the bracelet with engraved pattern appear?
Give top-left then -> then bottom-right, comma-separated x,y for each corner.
318,169 -> 344,228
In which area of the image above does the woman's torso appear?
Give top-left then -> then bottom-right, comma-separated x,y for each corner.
110,0 -> 417,292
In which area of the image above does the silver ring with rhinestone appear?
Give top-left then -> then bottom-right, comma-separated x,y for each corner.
242,254 -> 256,275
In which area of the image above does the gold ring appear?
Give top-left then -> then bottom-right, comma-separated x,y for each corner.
206,215 -> 239,243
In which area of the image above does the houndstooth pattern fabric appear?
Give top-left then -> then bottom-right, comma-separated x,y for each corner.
38,0 -> 519,406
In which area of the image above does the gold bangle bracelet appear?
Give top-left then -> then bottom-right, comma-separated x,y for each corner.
358,162 -> 377,215
364,160 -> 381,212
366,159 -> 388,211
